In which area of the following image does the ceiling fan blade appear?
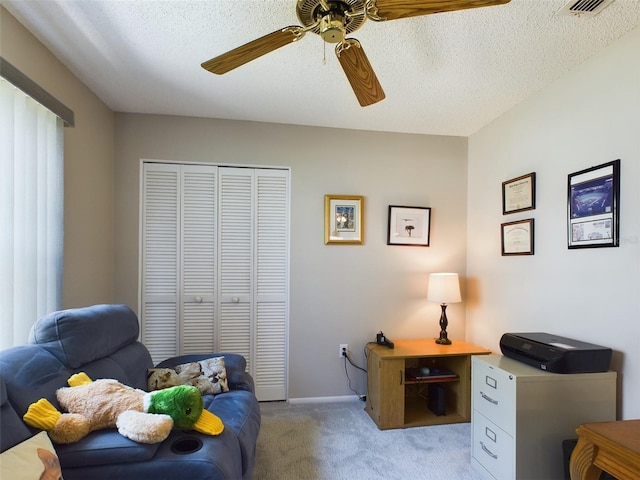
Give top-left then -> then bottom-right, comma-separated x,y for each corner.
202,27 -> 305,75
336,39 -> 385,107
366,0 -> 510,21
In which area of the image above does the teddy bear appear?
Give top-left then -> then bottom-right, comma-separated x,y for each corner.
23,372 -> 223,444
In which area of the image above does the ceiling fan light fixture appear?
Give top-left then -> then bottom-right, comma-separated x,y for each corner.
204,0 -> 512,106
320,12 -> 347,43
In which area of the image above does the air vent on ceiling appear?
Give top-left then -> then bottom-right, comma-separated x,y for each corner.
558,0 -> 615,17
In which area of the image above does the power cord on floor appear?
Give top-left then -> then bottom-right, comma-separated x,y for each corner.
342,350 -> 367,401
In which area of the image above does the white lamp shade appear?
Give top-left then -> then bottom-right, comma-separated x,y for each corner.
427,273 -> 461,304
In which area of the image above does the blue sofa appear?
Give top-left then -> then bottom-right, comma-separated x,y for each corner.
0,304 -> 261,480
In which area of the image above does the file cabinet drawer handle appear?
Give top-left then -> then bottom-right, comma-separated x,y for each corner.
480,441 -> 498,459
480,391 -> 498,405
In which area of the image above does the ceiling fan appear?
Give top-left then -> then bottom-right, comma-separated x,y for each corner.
201,0 -> 511,107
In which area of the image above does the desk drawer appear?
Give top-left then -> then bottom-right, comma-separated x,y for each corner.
472,359 -> 515,433
472,411 -> 514,480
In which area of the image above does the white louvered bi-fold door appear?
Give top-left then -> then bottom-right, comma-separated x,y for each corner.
218,168 -> 253,369
141,163 -> 217,362
181,166 -> 217,354
254,170 -> 288,401
218,168 -> 289,401
141,163 -> 180,361
141,163 -> 288,401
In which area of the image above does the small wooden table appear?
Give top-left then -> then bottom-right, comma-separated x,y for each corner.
570,420 -> 640,480
365,339 -> 490,429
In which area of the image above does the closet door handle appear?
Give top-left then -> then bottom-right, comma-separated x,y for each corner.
232,296 -> 240,303
480,391 -> 498,405
194,296 -> 203,303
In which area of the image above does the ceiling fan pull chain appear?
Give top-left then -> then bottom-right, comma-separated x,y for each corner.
323,40 -> 327,65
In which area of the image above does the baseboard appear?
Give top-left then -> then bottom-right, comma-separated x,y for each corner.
287,395 -> 361,404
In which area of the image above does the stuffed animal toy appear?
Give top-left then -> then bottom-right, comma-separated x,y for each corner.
23,372 -> 224,444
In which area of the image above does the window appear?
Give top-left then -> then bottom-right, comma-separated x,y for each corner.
0,77 -> 64,348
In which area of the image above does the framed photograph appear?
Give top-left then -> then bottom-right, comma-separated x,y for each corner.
501,218 -> 534,256
387,206 -> 431,246
324,195 -> 364,245
502,172 -> 536,215
568,159 -> 620,249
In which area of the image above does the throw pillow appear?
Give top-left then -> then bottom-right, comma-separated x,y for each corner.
0,431 -> 64,480
147,367 -> 182,391
148,356 -> 229,395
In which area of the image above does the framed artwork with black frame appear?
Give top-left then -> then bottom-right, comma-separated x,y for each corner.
501,218 -> 534,256
567,159 -> 620,249
387,206 -> 431,246
502,172 -> 536,215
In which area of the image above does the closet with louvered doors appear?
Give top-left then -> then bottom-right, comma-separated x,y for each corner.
140,162 -> 289,401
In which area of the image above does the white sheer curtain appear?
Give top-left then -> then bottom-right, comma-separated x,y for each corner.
1,77 -> 63,348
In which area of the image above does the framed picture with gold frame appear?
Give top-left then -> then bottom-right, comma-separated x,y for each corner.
324,195 -> 364,245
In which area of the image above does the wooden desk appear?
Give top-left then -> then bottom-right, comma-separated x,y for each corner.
365,339 -> 490,429
570,420 -> 640,480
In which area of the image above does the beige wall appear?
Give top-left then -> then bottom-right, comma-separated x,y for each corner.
1,7 -> 115,308
467,26 -> 640,419
113,114 -> 468,399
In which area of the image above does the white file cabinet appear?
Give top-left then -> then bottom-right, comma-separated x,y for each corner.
471,355 -> 616,480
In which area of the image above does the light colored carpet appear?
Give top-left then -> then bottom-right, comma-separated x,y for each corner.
254,400 -> 485,480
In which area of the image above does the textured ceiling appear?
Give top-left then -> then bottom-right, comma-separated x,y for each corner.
4,0 -> 639,136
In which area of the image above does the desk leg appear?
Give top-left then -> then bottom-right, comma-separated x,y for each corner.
570,437 -> 603,480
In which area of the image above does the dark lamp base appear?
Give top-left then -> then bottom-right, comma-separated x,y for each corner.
435,303 -> 452,345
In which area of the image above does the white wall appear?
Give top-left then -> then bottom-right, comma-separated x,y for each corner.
467,27 -> 640,420
113,115 -> 468,399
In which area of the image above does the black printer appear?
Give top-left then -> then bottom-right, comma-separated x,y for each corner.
500,332 -> 612,374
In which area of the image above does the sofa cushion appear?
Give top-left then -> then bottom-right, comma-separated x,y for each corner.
58,429 -> 244,480
77,342 -> 153,392
29,305 -> 139,369
0,345 -> 71,416
54,430 -> 159,468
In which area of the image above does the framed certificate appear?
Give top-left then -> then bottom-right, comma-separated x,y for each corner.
501,218 -> 534,256
502,172 -> 536,215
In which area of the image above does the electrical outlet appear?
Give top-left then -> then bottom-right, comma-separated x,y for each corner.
339,344 -> 348,358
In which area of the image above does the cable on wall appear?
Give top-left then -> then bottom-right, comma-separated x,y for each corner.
342,349 -> 367,401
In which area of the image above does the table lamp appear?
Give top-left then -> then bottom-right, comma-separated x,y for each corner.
427,273 -> 461,345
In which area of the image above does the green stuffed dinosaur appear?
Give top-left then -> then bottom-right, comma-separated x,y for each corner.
23,372 -> 223,444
